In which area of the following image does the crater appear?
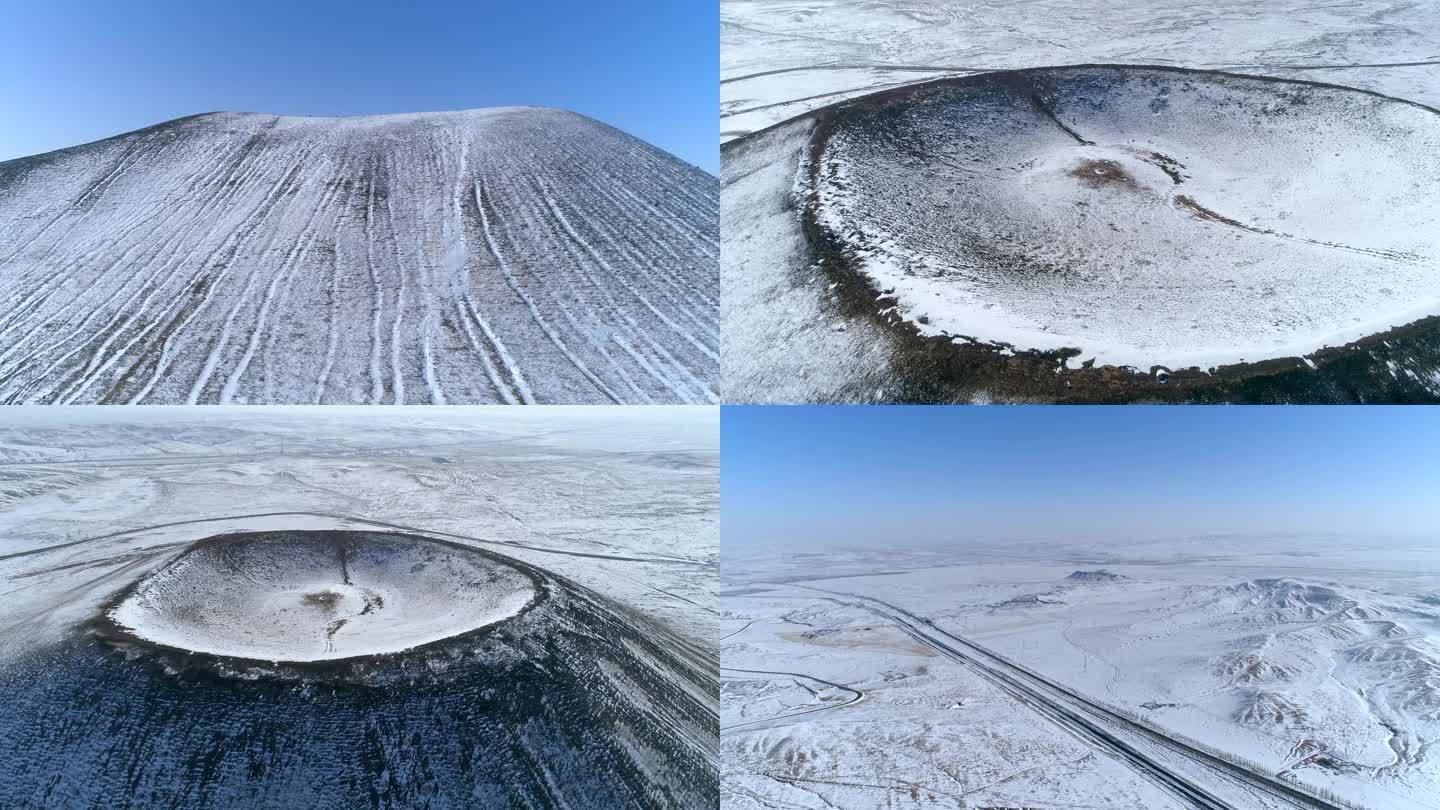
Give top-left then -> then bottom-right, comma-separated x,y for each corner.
11,527 -> 717,807
103,530 -> 538,662
808,65 -> 1440,371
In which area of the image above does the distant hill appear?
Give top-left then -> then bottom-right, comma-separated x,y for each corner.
1065,569 -> 1126,583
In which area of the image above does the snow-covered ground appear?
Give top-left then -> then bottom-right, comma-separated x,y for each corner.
0,108 -> 718,404
722,0 -> 1440,142
0,406 -> 718,807
723,536 -> 1440,809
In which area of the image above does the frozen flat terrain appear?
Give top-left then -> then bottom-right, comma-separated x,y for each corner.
722,0 -> 1440,142
723,536 -> 1440,809
721,1 -> 1440,403
0,108 -> 718,404
0,407 -> 719,807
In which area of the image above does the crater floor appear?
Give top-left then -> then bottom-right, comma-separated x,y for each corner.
812,66 -> 1440,370
106,530 -> 537,662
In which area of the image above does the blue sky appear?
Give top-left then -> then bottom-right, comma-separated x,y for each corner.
724,406 -> 1440,546
0,0 -> 716,172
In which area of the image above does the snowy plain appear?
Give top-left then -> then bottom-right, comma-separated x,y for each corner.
722,0 -> 1440,143
723,536 -> 1440,809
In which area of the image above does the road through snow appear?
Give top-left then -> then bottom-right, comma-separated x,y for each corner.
812,587 -> 1351,810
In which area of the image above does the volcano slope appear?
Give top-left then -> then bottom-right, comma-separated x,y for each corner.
722,65 -> 1440,403
0,108 -> 718,404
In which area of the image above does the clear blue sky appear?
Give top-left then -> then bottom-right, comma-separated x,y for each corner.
724,406 -> 1440,546
0,0 -> 716,172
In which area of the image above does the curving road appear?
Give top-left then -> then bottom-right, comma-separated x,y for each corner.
721,666 -> 865,736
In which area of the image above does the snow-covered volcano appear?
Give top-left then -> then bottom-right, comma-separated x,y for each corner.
0,108 -> 718,404
7,529 -> 718,808
723,66 -> 1440,403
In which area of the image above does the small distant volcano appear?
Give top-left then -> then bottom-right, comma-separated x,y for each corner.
1065,569 -> 1126,583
